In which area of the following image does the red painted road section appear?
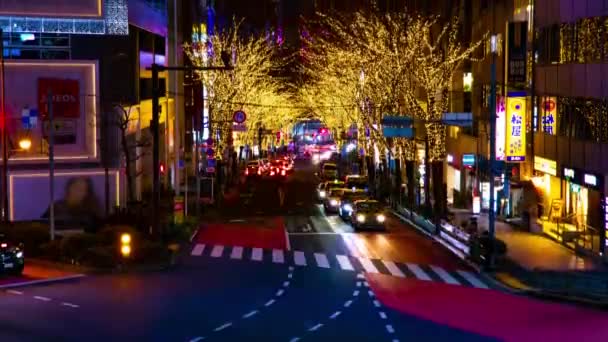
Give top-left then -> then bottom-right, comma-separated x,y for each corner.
0,263 -> 79,287
366,273 -> 608,342
195,217 -> 288,250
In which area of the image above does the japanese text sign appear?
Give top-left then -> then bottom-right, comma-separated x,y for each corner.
506,96 -> 526,162
541,97 -> 557,135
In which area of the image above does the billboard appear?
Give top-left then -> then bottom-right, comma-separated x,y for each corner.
506,96 -> 526,162
541,97 -> 557,135
496,96 -> 506,161
38,78 -> 81,119
0,0 -> 102,18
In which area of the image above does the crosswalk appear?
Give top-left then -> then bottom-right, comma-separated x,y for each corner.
190,243 -> 490,289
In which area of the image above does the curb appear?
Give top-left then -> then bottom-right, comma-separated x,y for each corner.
0,274 -> 86,290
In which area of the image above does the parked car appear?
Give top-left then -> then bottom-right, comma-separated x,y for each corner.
350,200 -> 387,231
323,188 -> 346,214
0,234 -> 25,276
345,175 -> 368,191
338,189 -> 369,220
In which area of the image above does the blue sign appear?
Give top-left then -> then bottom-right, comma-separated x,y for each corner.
442,112 -> 472,127
233,110 -> 247,124
207,158 -> 216,168
382,127 -> 414,138
462,154 -> 476,166
381,115 -> 413,127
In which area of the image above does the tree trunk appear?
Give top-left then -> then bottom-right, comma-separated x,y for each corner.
122,135 -> 135,205
405,160 -> 415,211
431,160 -> 446,219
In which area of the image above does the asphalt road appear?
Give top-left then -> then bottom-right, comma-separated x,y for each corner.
1,159 -> 606,341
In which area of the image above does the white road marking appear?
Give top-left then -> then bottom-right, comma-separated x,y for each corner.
344,300 -> 353,307
329,311 -> 341,319
243,310 -> 258,318
6,290 -> 23,295
386,325 -> 395,334
230,246 -> 243,260
288,273 -> 293,279
406,263 -> 432,281
191,244 -> 205,256
289,338 -> 300,342
382,261 -> 405,278
358,257 -> 379,273
356,273 -> 365,279
353,290 -> 360,297
251,248 -> 263,261
283,281 -> 290,287
276,289 -> 284,297
363,281 -> 369,287
272,249 -> 285,264
189,337 -> 205,342
308,323 -> 323,332
264,299 -> 275,307
373,300 -> 381,307
61,302 -> 79,308
457,270 -> 489,289
294,251 -> 306,266
367,290 -> 374,297
289,266 -> 294,271
210,245 -> 224,258
314,253 -> 330,268
379,311 -> 387,319
336,255 -> 354,271
430,266 -> 460,285
356,281 -> 362,287
213,322 -> 232,332
353,236 -> 371,257
33,296 -> 51,302
341,234 -> 361,257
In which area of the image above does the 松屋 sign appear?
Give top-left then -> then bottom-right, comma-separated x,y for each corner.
541,97 -> 557,135
506,95 -> 526,162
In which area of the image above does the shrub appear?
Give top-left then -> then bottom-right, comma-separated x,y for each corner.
133,240 -> 170,264
83,246 -> 117,268
163,217 -> 197,243
4,222 -> 50,257
60,233 -> 99,263
39,240 -> 62,261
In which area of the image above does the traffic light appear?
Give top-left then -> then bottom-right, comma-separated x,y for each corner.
120,233 -> 132,258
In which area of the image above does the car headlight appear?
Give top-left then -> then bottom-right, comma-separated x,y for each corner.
16,251 -> 23,258
330,199 -> 338,206
356,214 -> 365,223
343,204 -> 353,212
319,191 -> 326,198
376,214 -> 386,223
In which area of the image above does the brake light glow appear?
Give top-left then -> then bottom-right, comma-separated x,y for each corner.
0,243 -> 7,248
281,169 -> 286,176
245,169 -> 249,175
258,169 -> 262,175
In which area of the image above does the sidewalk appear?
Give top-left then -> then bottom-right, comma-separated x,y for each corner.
449,208 -> 604,272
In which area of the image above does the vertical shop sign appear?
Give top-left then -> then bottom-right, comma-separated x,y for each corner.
496,96 -> 506,160
541,97 -> 557,135
506,96 -> 526,162
508,21 -> 528,84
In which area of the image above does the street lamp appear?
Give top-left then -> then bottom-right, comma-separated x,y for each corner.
18,138 -> 32,151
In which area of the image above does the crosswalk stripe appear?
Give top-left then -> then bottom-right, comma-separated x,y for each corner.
272,249 -> 285,264
457,270 -> 488,289
294,251 -> 307,266
382,260 -> 405,278
430,266 -> 460,285
251,248 -> 263,261
230,246 -> 243,260
340,234 -> 361,257
336,255 -> 354,271
358,257 -> 379,273
314,253 -> 330,268
406,263 -> 432,281
211,245 -> 224,258
191,244 -> 205,256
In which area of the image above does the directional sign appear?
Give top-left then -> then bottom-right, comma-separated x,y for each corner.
233,110 -> 247,124
381,115 -> 413,127
382,127 -> 414,138
442,112 -> 473,127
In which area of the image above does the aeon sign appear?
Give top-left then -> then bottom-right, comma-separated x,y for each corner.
38,78 -> 81,118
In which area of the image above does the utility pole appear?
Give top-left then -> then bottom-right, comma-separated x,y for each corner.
149,57 -> 232,237
0,28 -> 8,224
488,2 -> 498,270
48,90 -> 55,241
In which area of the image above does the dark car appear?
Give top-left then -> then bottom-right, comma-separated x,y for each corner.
0,234 -> 25,275
245,161 -> 263,178
318,180 -> 345,202
268,160 -> 288,178
350,200 -> 387,231
338,189 -> 369,220
323,188 -> 346,214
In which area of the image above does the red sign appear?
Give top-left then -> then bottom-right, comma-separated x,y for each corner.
38,78 -> 80,119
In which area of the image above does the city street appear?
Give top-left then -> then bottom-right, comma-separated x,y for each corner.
1,160 -> 606,342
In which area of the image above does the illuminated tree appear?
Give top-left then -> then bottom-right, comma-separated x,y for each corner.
301,8 -> 485,215
183,22 -> 296,152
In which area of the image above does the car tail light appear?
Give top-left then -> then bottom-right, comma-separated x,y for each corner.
281,169 -> 286,176
270,171 -> 275,176
258,169 -> 262,175
0,243 -> 7,248
245,169 -> 249,175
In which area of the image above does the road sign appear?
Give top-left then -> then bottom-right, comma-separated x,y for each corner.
233,123 -> 247,132
233,110 -> 247,124
207,158 -> 216,168
382,127 -> 414,138
381,115 -> 413,127
206,138 -> 214,146
442,112 -> 473,127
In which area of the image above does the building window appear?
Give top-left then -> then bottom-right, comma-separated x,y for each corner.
558,98 -> 608,143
